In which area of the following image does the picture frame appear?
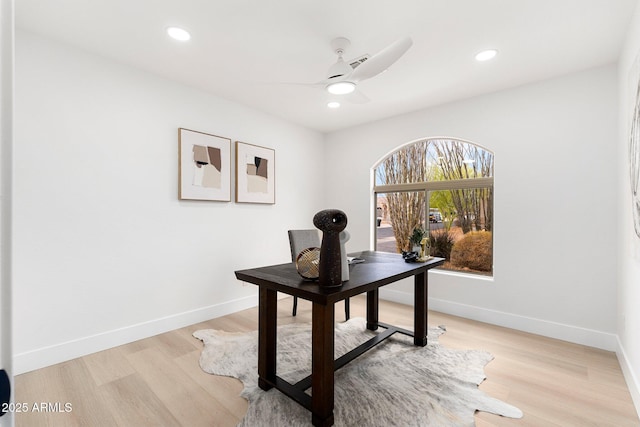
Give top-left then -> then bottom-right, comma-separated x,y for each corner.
178,128 -> 231,201
235,141 -> 275,204
630,80 -> 640,239
629,53 -> 640,238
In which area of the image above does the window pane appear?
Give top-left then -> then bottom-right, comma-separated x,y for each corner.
428,189 -> 493,276
375,139 -> 494,185
425,139 -> 493,180
376,192 -> 425,253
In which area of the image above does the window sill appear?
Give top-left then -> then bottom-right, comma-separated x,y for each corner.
430,268 -> 494,282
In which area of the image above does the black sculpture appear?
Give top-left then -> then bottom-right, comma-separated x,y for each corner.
313,209 -> 348,287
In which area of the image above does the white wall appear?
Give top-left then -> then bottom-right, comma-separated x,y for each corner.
617,0 -> 640,413
325,65 -> 619,350
13,31 -> 326,374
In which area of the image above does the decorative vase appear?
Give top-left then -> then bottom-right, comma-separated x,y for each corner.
313,209 -> 348,287
423,243 -> 431,258
420,236 -> 430,259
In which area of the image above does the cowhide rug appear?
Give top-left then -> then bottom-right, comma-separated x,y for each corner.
193,317 -> 522,426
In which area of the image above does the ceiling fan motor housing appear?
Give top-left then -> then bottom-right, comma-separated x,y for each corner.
327,37 -> 353,79
327,57 -> 353,79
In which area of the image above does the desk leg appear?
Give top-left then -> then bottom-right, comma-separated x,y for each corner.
311,302 -> 335,427
258,288 -> 277,390
366,289 -> 379,331
414,271 -> 428,346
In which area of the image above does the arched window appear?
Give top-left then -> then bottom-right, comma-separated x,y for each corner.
373,138 -> 494,276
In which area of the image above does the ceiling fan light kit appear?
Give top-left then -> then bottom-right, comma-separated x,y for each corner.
327,81 -> 356,95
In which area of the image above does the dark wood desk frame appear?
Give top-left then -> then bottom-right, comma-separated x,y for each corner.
235,251 -> 444,427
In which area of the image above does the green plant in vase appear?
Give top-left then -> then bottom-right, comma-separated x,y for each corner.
409,226 -> 426,254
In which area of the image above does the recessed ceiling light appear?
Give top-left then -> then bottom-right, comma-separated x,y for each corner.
327,101 -> 340,109
326,81 -> 356,95
475,49 -> 498,62
167,27 -> 191,41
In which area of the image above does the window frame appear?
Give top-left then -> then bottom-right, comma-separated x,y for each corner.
372,140 -> 494,277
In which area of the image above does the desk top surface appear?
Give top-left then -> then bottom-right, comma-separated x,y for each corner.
235,251 -> 444,304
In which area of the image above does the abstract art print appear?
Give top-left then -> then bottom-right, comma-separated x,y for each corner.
179,128 -> 231,201
235,141 -> 275,204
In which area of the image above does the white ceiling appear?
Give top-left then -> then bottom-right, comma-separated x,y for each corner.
16,0 -> 638,133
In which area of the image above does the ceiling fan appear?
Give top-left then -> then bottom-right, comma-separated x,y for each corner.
295,36 -> 413,104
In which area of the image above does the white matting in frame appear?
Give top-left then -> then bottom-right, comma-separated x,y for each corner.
235,141 -> 275,204
179,128 -> 231,201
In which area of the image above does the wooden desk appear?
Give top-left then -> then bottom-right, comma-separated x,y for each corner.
234,250 -> 444,427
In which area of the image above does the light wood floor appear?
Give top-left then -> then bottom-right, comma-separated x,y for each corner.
15,296 -> 640,427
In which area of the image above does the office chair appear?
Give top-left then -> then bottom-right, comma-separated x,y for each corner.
288,229 -> 350,320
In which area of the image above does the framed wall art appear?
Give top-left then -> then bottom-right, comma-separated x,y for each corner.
235,141 -> 275,204
179,128 -> 231,201
629,53 -> 640,238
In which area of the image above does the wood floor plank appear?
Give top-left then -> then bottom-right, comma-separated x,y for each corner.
16,358 -> 118,427
95,374 -> 182,427
82,346 -> 137,387
173,350 -> 247,421
125,347 -> 236,427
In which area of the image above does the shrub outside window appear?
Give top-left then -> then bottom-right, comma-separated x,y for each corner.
374,139 -> 494,276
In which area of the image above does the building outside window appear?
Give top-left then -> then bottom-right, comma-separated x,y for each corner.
373,138 -> 494,276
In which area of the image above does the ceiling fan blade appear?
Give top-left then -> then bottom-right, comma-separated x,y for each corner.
345,89 -> 370,104
350,36 -> 413,82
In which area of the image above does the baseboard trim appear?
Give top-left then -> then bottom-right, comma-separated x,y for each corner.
15,289 -> 625,378
617,337 -> 640,419
13,295 -> 258,375
378,288 -> 618,351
